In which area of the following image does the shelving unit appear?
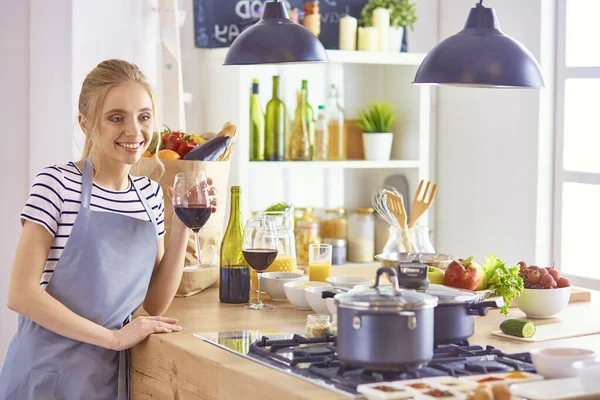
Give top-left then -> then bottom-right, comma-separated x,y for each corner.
196,48 -> 434,229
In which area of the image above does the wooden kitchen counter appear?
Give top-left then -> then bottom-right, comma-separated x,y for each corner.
130,263 -> 600,400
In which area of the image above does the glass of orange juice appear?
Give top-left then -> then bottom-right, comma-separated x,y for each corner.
309,244 -> 332,282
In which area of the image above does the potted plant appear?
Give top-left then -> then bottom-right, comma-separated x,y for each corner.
359,0 -> 418,52
357,101 -> 396,161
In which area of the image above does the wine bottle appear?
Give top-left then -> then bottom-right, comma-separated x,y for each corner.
219,186 -> 250,303
301,80 -> 315,159
249,79 -> 265,161
265,75 -> 286,161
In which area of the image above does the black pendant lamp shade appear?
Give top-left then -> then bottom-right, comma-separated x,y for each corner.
223,0 -> 328,65
413,1 -> 545,88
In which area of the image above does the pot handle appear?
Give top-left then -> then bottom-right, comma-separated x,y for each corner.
398,311 -> 417,330
468,296 -> 505,316
374,267 -> 402,296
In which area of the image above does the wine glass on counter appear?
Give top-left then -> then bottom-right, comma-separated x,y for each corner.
242,217 -> 278,310
172,171 -> 212,270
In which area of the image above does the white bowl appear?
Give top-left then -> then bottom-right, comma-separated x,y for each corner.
305,286 -> 334,314
261,271 -> 305,301
530,347 -> 596,379
573,358 -> 600,392
516,286 -> 572,319
283,281 -> 331,310
325,297 -> 337,315
326,276 -> 373,289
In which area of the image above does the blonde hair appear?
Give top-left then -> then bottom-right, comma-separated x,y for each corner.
78,59 -> 162,172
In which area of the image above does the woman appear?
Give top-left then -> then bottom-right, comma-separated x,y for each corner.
0,59 -> 216,399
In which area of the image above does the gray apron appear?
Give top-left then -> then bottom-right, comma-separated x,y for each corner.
0,158 -> 158,400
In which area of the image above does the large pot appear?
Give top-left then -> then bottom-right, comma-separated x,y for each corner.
334,267 -> 438,371
421,285 -> 504,345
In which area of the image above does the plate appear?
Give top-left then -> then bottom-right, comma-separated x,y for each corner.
511,377 -> 600,400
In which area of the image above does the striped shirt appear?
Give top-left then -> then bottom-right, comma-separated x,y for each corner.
20,162 -> 165,288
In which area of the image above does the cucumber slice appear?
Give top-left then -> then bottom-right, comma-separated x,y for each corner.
500,319 -> 536,338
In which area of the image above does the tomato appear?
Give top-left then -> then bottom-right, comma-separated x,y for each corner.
157,149 -> 181,160
164,132 -> 184,152
175,136 -> 197,158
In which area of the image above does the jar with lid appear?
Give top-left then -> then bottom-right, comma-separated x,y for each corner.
323,238 -> 346,265
347,207 -> 375,262
320,208 -> 347,239
251,207 -> 298,291
305,314 -> 331,338
295,207 -> 321,264
302,1 -> 321,38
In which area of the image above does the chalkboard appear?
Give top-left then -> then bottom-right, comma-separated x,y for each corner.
193,0 -> 407,51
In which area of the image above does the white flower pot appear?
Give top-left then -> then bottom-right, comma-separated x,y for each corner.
362,132 -> 393,161
388,26 -> 405,53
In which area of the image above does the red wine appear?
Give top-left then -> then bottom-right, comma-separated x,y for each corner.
174,205 -> 211,232
242,249 -> 278,272
219,264 -> 250,303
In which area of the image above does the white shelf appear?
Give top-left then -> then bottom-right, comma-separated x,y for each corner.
248,160 -> 421,169
200,48 -> 426,66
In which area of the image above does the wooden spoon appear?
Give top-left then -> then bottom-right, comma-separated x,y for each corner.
408,180 -> 438,228
386,193 -> 413,253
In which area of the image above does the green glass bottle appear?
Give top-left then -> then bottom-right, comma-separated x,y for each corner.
249,79 -> 265,161
265,75 -> 286,161
219,186 -> 250,303
301,80 -> 315,159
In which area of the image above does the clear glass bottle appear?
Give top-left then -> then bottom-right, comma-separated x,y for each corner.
326,84 -> 346,161
249,79 -> 265,161
265,75 -> 286,161
347,207 -> 375,262
314,105 -> 328,160
305,314 -> 331,338
290,89 -> 311,161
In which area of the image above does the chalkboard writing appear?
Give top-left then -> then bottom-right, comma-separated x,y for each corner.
193,0 -> 407,51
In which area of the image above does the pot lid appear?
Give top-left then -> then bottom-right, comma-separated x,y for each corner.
335,267 -> 438,311
419,284 -> 477,304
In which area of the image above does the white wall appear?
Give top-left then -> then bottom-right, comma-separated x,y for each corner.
434,0 -> 554,266
0,0 -> 30,367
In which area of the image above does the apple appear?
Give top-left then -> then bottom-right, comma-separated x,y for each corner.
444,256 -> 486,291
427,266 -> 445,285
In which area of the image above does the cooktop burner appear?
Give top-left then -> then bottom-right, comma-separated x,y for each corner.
194,331 -> 536,398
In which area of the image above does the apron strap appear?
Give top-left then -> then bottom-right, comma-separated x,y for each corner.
131,177 -> 158,236
82,158 -> 94,209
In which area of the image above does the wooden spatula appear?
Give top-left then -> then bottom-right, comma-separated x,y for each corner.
408,180 -> 438,228
386,193 -> 413,253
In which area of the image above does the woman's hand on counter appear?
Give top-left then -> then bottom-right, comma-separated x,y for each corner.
108,316 -> 182,351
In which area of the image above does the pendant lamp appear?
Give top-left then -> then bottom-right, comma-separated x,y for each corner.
223,0 -> 329,65
413,0 -> 545,88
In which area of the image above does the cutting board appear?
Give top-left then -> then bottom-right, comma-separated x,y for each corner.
491,304 -> 600,342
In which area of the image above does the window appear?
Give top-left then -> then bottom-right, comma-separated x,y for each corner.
555,0 -> 600,289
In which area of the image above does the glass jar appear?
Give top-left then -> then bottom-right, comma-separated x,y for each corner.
320,208 -> 347,239
330,313 -> 337,336
323,238 -> 346,265
251,207 -> 298,291
347,207 -> 375,262
295,208 -> 321,265
382,226 -> 435,254
294,207 -> 307,234
305,314 -> 331,338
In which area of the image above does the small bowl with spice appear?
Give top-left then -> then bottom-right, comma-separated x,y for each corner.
261,271 -> 305,301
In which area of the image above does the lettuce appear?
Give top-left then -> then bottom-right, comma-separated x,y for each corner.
482,254 -> 524,316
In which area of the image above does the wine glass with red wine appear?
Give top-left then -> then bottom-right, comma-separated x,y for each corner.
242,217 -> 278,310
172,171 -> 212,270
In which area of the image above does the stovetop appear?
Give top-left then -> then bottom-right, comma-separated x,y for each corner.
193,331 -> 536,398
